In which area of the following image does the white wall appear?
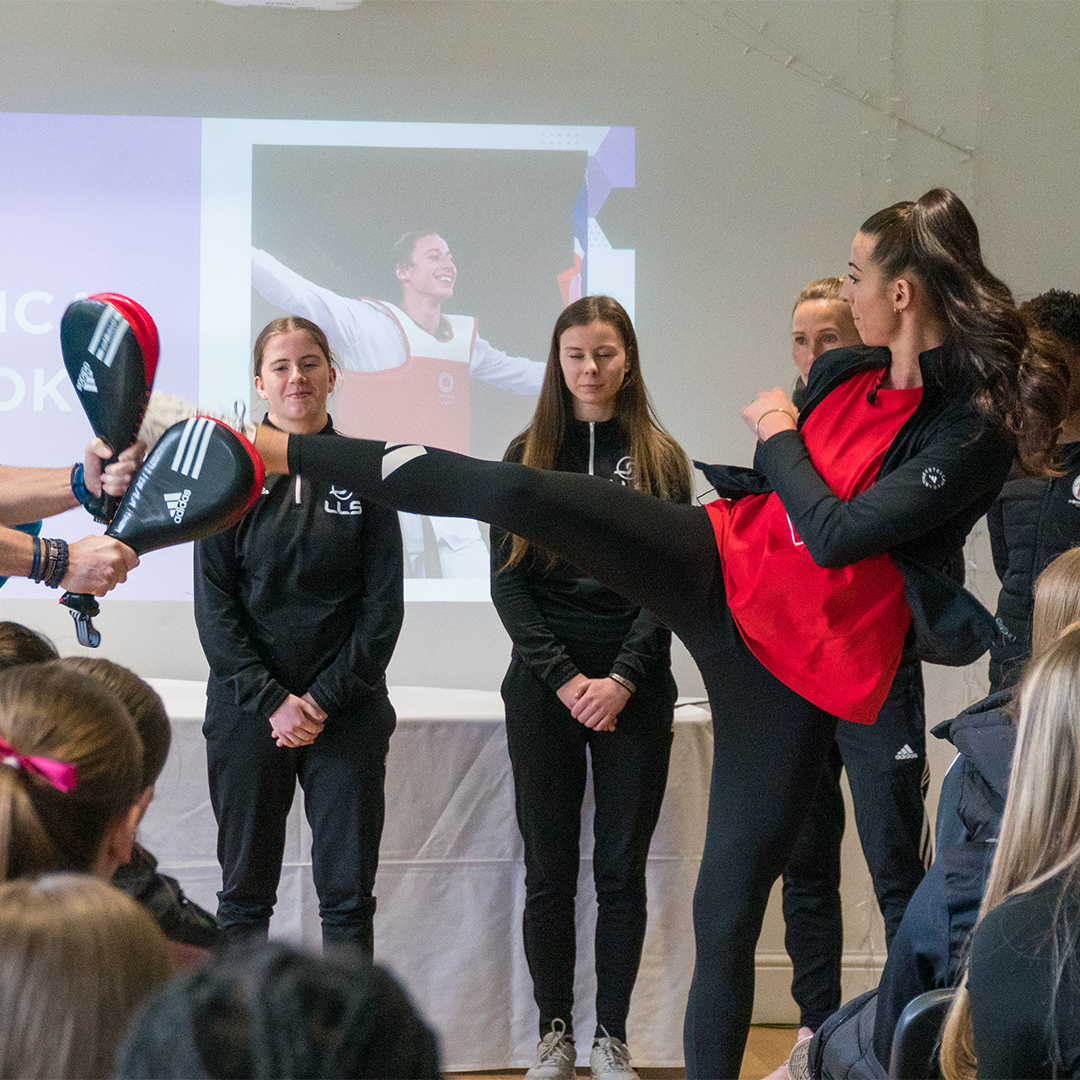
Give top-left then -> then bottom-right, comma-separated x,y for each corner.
1,0 -> 1078,1021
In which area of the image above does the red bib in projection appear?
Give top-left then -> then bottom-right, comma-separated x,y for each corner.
707,370 -> 921,723
334,298 -> 477,453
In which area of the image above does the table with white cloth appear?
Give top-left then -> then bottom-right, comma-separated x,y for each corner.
141,680 -> 712,1071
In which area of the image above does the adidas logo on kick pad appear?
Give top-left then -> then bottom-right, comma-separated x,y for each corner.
164,489 -> 191,524
76,362 -> 98,393
895,744 -> 918,761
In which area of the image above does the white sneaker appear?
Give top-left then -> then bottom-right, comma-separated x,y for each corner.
526,1019 -> 576,1080
590,1031 -> 638,1080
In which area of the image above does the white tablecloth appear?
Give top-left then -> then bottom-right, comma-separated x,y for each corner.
141,681 -> 712,1070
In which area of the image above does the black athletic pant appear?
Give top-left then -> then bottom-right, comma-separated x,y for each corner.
783,657 -> 929,1030
204,685 -> 396,953
504,642 -> 675,1043
289,436 -> 843,1078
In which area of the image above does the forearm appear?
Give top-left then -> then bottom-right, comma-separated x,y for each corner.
0,465 -> 78,525
0,526 -> 34,578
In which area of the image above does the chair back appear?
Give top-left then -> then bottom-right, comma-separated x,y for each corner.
888,987 -> 954,1079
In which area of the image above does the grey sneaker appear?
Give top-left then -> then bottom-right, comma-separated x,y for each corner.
526,1019 -> 576,1080
590,1031 -> 638,1080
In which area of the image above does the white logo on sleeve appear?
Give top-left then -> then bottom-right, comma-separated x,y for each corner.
895,743 -> 918,761
921,466 -> 945,490
325,486 -> 362,516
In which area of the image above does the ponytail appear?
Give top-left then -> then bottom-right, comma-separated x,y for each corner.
861,189 -> 1068,474
0,664 -> 141,881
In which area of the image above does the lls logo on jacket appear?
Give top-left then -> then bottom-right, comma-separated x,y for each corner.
325,486 -> 362,516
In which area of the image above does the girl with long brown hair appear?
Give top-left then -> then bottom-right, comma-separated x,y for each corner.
492,296 -> 690,1080
228,187 -> 1066,1078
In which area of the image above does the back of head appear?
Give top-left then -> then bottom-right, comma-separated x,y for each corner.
0,663 -> 142,880
116,941 -> 441,1079
1021,289 -> 1080,415
1032,548 -> 1080,661
0,873 -> 170,1080
990,624 -> 1080,906
56,657 -> 170,789
0,621 -> 58,670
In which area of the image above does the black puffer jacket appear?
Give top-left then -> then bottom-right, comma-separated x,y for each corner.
988,440 -> 1080,691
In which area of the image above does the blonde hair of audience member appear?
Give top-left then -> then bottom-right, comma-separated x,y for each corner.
0,663 -> 144,882
0,873 -> 170,1080
57,656 -> 171,791
1030,547 -> 1080,661
790,277 -> 861,380
941,622 -> 1080,1077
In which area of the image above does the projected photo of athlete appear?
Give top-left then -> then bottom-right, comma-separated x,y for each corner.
252,231 -> 546,579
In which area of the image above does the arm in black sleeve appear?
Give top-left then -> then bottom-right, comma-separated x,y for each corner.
307,499 -> 404,715
754,416 -> 1011,569
193,532 -> 290,721
490,525 -> 580,693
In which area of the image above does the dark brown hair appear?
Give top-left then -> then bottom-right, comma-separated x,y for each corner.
253,316 -> 337,379
502,295 -> 690,569
860,188 -> 1068,474
56,658 -> 170,790
0,622 -> 58,670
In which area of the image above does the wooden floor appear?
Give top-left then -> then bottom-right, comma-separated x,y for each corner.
449,1024 -> 799,1079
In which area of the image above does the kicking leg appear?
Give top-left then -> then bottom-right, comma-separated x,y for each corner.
275,431 -> 719,635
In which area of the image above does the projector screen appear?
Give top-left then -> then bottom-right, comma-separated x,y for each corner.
0,114 -> 635,601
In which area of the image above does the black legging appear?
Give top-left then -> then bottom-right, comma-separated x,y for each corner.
290,436 -> 838,1078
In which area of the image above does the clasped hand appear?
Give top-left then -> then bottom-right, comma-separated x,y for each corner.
556,674 -> 631,733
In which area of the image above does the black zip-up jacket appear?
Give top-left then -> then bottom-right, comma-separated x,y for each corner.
697,344 -> 1015,666
194,418 -> 404,721
987,440 -> 1080,691
491,418 -> 691,692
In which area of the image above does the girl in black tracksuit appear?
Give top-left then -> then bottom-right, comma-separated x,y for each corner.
490,297 -> 690,1078
194,317 -> 403,954
250,190 -> 1065,1078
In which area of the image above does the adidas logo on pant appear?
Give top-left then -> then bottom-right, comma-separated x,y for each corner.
895,743 -> 918,761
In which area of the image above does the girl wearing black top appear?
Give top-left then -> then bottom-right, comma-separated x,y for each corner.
247,190 -> 1066,1078
491,297 -> 690,1080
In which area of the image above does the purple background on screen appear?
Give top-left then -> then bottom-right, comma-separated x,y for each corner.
0,113 -> 201,599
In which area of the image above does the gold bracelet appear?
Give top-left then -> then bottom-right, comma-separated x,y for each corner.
609,672 -> 636,694
754,407 -> 796,440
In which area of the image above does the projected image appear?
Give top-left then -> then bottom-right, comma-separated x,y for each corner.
0,114 -> 634,604
197,121 -> 636,600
